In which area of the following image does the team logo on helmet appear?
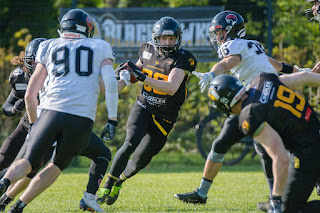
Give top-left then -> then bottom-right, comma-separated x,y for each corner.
86,17 -> 94,32
225,14 -> 237,25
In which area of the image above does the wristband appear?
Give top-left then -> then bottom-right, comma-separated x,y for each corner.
209,72 -> 216,78
271,195 -> 282,201
281,63 -> 294,74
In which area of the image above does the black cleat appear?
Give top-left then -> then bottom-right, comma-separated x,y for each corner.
257,201 -> 270,212
7,203 -> 24,213
0,194 -> 12,212
106,185 -> 122,205
174,189 -> 207,204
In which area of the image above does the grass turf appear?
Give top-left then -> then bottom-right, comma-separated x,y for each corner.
7,152 -> 319,212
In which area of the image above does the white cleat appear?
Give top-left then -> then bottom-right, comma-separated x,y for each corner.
82,192 -> 106,212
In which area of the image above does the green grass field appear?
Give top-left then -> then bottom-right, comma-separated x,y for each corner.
8,152 -> 319,212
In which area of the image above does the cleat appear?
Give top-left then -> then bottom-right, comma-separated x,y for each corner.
95,188 -> 110,205
257,201 -> 270,212
0,194 -> 12,212
7,203 -> 23,213
80,192 -> 105,212
174,189 -> 207,204
106,185 -> 122,205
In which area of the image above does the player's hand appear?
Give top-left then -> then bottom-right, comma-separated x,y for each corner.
114,62 -> 126,79
12,99 -> 25,114
268,196 -> 282,213
119,70 -> 131,86
101,119 -> 118,141
125,61 -> 146,82
192,71 -> 215,93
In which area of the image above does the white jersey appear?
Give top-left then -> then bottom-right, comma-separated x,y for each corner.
217,38 -> 277,87
36,37 -> 115,121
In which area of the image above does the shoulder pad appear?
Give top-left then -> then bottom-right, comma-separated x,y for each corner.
9,67 -> 28,91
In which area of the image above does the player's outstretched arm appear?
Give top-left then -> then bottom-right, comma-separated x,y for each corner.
279,71 -> 320,90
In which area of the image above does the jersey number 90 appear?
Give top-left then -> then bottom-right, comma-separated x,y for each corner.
52,46 -> 93,77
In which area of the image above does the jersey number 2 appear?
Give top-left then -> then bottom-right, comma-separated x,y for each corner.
52,46 -> 93,77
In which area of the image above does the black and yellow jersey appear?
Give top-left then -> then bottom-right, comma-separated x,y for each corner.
136,42 -> 197,122
239,73 -> 320,154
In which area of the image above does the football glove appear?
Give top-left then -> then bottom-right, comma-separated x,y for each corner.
294,65 -> 311,73
125,61 -> 146,82
192,71 -> 215,93
101,119 -> 118,141
119,70 -> 131,86
12,99 -> 25,114
268,196 -> 282,213
114,62 -> 126,79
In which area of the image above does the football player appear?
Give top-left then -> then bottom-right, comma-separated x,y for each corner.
95,16 -> 197,206
206,72 -> 320,213
174,10 -> 316,211
0,9 -> 118,213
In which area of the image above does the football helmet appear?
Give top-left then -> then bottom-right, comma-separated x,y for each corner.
23,38 -> 47,74
208,10 -> 246,50
59,9 -> 95,38
207,74 -> 246,114
305,0 -> 320,22
151,16 -> 183,56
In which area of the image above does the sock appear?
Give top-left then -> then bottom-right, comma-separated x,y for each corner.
13,199 -> 27,210
87,173 -> 104,195
197,178 -> 212,199
0,178 -> 10,189
267,178 -> 274,198
115,173 -> 127,187
103,173 -> 118,190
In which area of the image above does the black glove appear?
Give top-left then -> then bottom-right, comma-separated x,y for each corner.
268,196 -> 282,213
12,99 -> 25,114
101,119 -> 118,141
125,60 -> 146,82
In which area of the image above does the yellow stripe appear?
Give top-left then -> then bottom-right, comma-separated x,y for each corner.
120,173 -> 127,181
107,173 -> 118,181
152,114 -> 168,136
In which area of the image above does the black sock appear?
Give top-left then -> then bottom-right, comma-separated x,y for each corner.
1,178 -> 10,189
103,174 -> 118,190
13,199 -> 27,209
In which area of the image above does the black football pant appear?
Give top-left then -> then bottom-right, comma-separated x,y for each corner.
108,103 -> 174,181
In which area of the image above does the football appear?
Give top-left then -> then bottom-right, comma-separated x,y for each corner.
130,73 -> 138,83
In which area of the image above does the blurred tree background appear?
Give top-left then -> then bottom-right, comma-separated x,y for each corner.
0,0 -> 319,155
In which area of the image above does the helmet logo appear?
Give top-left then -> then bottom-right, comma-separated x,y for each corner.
86,17 -> 94,32
225,14 -> 237,25
162,30 -> 174,35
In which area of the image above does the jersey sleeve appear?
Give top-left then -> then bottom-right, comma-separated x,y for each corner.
35,40 -> 50,65
9,67 -> 28,98
218,39 -> 263,60
138,43 -> 149,64
94,39 -> 115,63
238,105 -> 265,137
174,50 -> 197,72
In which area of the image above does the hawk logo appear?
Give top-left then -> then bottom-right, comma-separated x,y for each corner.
86,17 -> 94,33
189,58 -> 195,66
225,14 -> 237,25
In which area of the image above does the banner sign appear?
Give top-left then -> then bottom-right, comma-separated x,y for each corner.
60,6 -> 224,62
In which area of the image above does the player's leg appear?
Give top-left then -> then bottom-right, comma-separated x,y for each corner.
254,141 -> 273,211
105,114 -> 173,206
98,103 -> 149,200
8,110 -> 93,212
79,132 -> 111,212
175,115 -> 244,204
0,121 -> 29,171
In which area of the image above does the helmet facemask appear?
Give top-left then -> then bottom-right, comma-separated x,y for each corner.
152,34 -> 181,57
23,55 -> 36,74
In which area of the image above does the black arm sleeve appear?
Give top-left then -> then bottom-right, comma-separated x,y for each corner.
2,90 -> 23,116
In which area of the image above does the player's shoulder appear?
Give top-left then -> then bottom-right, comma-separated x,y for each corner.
141,42 -> 155,53
10,66 -> 24,78
9,66 -> 28,89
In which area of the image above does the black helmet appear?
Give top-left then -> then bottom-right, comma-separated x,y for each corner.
151,16 -> 183,56
208,10 -> 246,50
24,38 -> 47,73
305,0 -> 320,22
59,9 -> 95,38
208,74 -> 246,114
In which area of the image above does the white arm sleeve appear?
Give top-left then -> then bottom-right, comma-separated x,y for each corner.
101,65 -> 118,118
